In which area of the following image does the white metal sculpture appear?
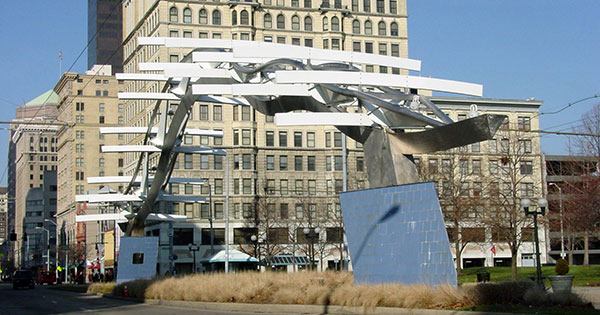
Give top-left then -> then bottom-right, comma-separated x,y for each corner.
78,37 -> 505,237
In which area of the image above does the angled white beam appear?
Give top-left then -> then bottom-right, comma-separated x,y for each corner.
118,92 -> 181,100
191,83 -> 310,96
173,146 -> 227,155
100,127 -> 223,137
138,62 -> 191,71
146,213 -> 188,222
163,67 -> 231,78
191,52 -> 278,64
158,195 -> 206,203
115,73 -> 167,81
76,194 -> 142,203
197,95 -> 250,105
88,176 -> 135,184
168,178 -> 206,185
275,113 -> 375,127
76,213 -> 128,223
102,145 -> 161,153
275,71 -> 483,96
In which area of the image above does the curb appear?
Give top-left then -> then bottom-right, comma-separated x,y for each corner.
101,294 -> 511,314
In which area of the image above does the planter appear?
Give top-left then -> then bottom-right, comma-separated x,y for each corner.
548,275 -> 575,294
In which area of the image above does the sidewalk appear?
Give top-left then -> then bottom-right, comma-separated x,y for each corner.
573,286 -> 600,309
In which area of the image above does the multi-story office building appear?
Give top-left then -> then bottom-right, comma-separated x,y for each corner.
118,0 -> 547,273
88,0 -> 124,74
0,187 -> 8,244
10,90 -> 59,267
546,155 -> 600,265
54,66 -> 125,274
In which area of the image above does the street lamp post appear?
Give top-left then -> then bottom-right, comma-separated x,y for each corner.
35,227 -> 50,271
549,183 -> 565,259
303,227 -> 321,271
188,243 -> 199,273
45,219 -> 59,281
251,234 -> 265,271
521,197 -> 548,288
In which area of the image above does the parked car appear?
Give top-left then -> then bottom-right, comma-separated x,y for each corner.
37,270 -> 56,285
13,270 -> 35,289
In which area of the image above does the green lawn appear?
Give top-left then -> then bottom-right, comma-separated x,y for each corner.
458,265 -> 600,286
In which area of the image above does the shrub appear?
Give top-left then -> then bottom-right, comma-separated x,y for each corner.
555,258 -> 569,275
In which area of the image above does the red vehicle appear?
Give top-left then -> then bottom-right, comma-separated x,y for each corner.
37,270 -> 56,285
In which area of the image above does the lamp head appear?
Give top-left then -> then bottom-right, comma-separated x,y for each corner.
303,227 -> 310,235
521,198 -> 531,215
250,235 -> 257,242
537,197 -> 548,215
314,227 -> 321,234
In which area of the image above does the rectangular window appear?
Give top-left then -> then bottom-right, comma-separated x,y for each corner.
307,156 -> 316,171
335,179 -> 343,193
200,204 -> 210,219
242,154 -> 251,169
213,105 -> 222,121
471,142 -> 481,153
214,129 -> 223,145
241,106 -> 251,120
295,204 -> 304,219
325,132 -> 331,147
520,160 -> 533,175
242,129 -> 251,145
199,105 -> 209,120
519,139 -> 532,154
488,139 -> 497,154
472,159 -> 481,175
234,154 -> 240,170
267,179 -> 275,194
280,203 -> 289,219
185,153 -> 193,169
266,155 -> 275,170
326,156 -> 332,171
333,132 -> 342,147
518,116 -> 531,131
356,156 -> 364,171
185,184 -> 193,195
214,179 -> 223,194
295,179 -> 304,195
489,160 -> 498,174
307,132 -> 315,147
279,155 -> 288,170
294,156 -> 303,171
243,203 -> 253,219
234,179 -> 240,194
334,156 -> 343,171
243,178 -> 252,194
353,41 -> 361,52
233,129 -> 239,146
233,106 -> 238,121
308,180 -> 316,195
266,131 -> 274,146
520,182 -> 534,197
459,159 -> 469,175
294,132 -> 302,147
279,131 -> 287,147
200,155 -> 209,169
280,179 -> 288,195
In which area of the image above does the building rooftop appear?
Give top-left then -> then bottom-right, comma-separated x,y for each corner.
25,90 -> 58,106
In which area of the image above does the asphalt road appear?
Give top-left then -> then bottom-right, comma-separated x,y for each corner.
0,283 -> 289,315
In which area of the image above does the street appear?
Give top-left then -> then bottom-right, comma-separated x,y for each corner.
0,283 -> 290,315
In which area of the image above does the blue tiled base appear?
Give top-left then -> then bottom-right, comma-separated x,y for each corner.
339,182 -> 457,286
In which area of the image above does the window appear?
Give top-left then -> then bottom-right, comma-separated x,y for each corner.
472,141 -> 481,153
472,159 -> 481,174
213,105 -> 222,121
279,155 -> 288,170
305,38 -> 313,47
363,0 -> 370,12
292,15 -> 300,30
295,204 -> 304,219
243,179 -> 252,194
322,39 -> 328,49
280,179 -> 288,195
232,10 -> 238,25
294,155 -> 303,171
292,37 -> 300,46
200,155 -> 209,169
266,155 -> 275,170
364,21 -> 372,35
278,36 -> 286,44
280,204 -> 289,219
169,7 -> 178,22
352,0 -> 359,10
242,129 -> 251,145
240,10 -> 249,25
356,156 -> 364,171
352,20 -> 360,34
304,16 -> 312,31
294,132 -> 302,147
518,116 -> 531,131
333,132 -> 342,147
264,13 -> 272,28
307,156 -> 316,171
428,159 -> 438,173
304,0 -> 311,7
489,160 -> 499,174
488,139 -> 497,153
242,154 -> 251,169
335,179 -> 343,193
212,10 -> 221,25
520,160 -> 533,175
76,102 -> 85,111
376,0 -> 384,12
185,153 -> 193,169
378,21 -> 386,35
266,131 -> 274,146
308,180 -> 316,195
306,132 -> 315,147
519,139 -> 532,153
292,0 -> 299,6
334,155 -> 343,171
277,14 -> 285,29
199,104 -> 208,120
99,116 -> 105,124
241,106 -> 251,120
322,17 -> 328,31
183,8 -> 192,23
390,22 -> 398,36
295,179 -> 304,195
76,114 -> 84,123
331,17 -> 339,31
199,9 -> 208,24
266,179 -> 275,194
389,0 -> 397,13
233,129 -> 239,145
520,182 -> 534,197
459,159 -> 469,175
325,132 -> 331,147
214,179 -> 223,194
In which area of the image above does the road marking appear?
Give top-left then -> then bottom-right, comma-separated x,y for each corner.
51,300 -> 57,304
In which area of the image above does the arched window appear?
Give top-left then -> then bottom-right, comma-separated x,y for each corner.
169,7 -> 178,22
364,20 -> 372,35
304,16 -> 313,31
322,17 -> 328,31
183,8 -> 192,23
199,9 -> 208,24
390,22 -> 398,36
352,19 -> 360,34
212,10 -> 221,25
231,10 -> 238,25
331,16 -> 340,31
277,14 -> 285,29
291,15 -> 300,30
378,21 -> 386,35
264,13 -> 272,29
240,10 -> 249,25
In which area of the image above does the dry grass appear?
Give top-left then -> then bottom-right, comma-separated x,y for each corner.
111,272 -> 592,310
87,282 -> 117,295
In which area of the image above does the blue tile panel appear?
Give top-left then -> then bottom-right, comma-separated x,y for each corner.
339,182 -> 457,286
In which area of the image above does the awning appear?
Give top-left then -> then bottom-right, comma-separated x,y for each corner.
199,249 -> 258,263
269,255 -> 309,266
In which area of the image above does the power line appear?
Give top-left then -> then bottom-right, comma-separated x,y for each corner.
534,93 -> 600,119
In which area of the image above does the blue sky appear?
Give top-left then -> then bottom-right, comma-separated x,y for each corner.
0,1 -> 599,185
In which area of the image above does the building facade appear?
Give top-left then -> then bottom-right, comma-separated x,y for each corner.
10,90 -> 59,267
88,0 -> 124,74
54,66 -> 125,275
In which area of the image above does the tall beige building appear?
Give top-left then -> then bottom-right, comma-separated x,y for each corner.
120,0 -> 545,273
54,65 -> 125,271
10,91 -> 59,267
